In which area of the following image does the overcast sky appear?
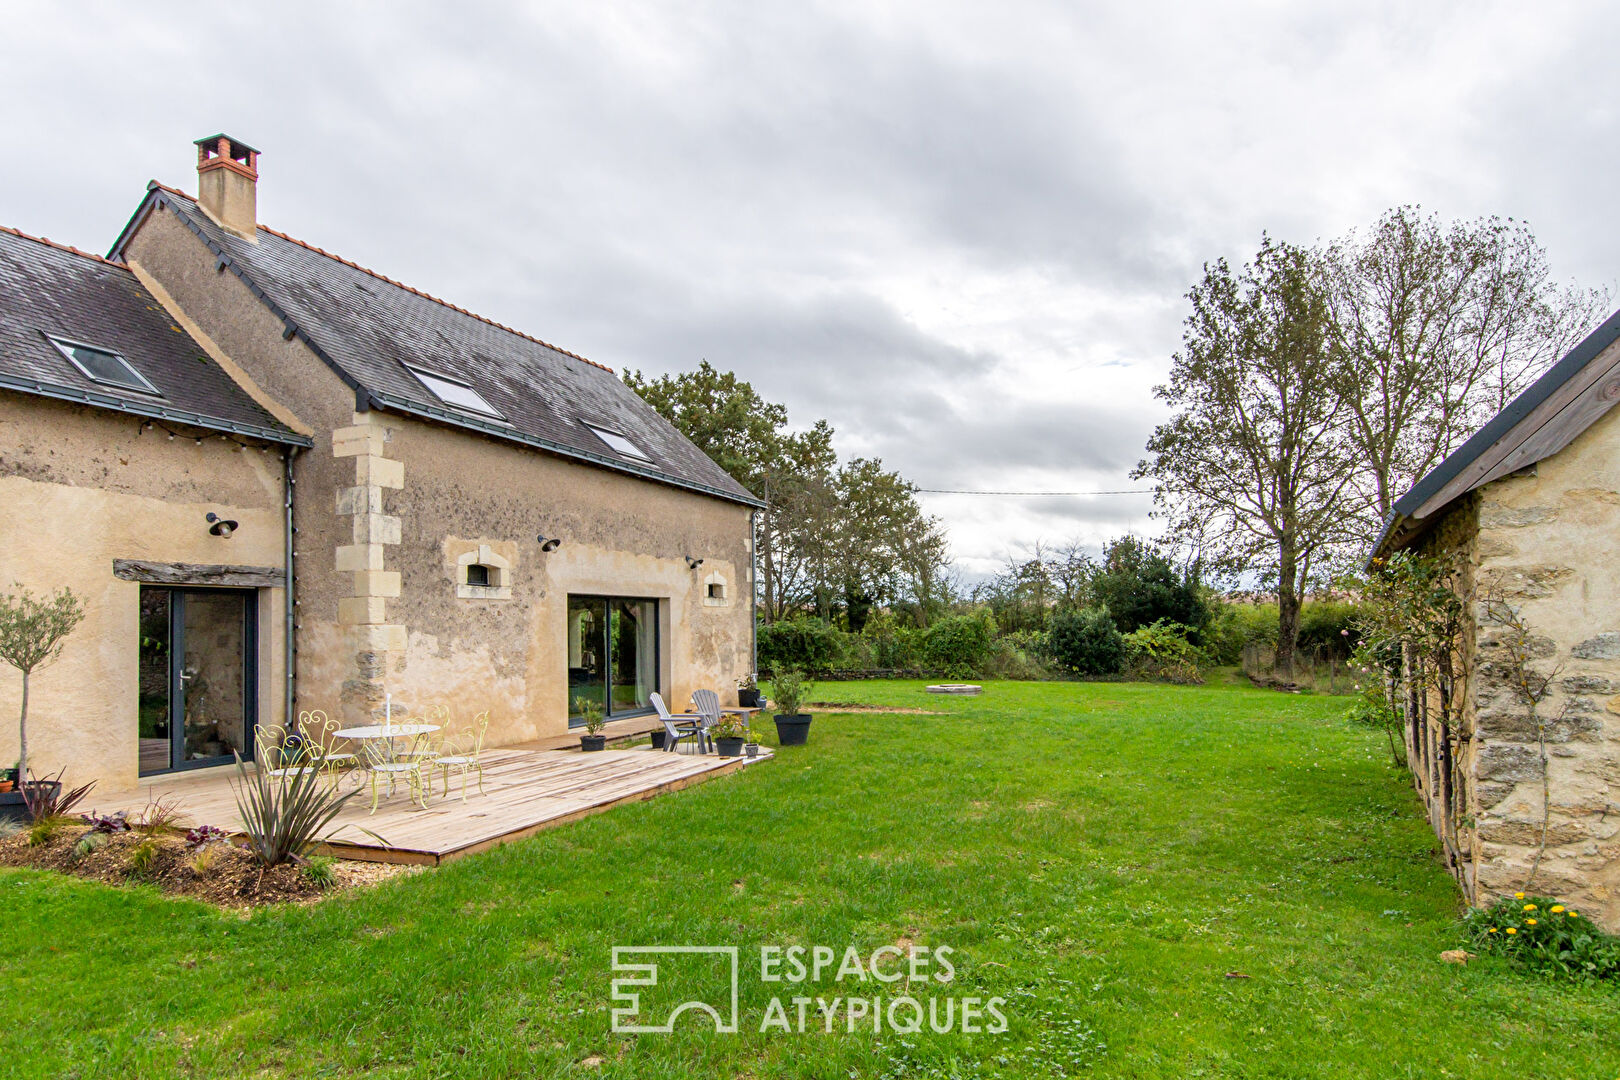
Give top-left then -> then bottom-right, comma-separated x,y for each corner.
3,1 -> 1615,580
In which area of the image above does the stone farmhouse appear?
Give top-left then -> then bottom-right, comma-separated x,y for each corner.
0,134 -> 760,791
1371,306 -> 1620,931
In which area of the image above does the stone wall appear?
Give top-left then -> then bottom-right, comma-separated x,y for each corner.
1465,408 -> 1620,931
0,392 -> 287,791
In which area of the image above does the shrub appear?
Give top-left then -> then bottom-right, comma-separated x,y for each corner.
922,612 -> 998,678
302,854 -> 339,889
185,824 -> 229,850
231,752 -> 361,868
1205,601 -> 1278,665
1123,620 -> 1206,684
771,669 -> 810,717
756,617 -> 844,675
82,810 -> 131,834
1464,894 -> 1620,981
22,768 -> 95,823
857,613 -> 924,670
26,814 -> 73,846
128,837 -> 160,878
1047,608 -> 1126,675
983,630 -> 1053,680
1297,601 -> 1360,659
71,830 -> 109,861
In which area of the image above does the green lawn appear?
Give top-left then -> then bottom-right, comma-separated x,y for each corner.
3,680 -> 1616,1078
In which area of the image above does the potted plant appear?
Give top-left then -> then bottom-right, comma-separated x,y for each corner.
711,715 -> 747,758
744,725 -> 761,758
0,585 -> 84,822
771,669 -> 813,746
576,697 -> 607,751
737,673 -> 763,710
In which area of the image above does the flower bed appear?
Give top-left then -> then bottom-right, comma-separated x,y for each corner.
0,823 -> 412,907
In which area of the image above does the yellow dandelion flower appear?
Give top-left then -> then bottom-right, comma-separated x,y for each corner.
1522,903 -> 1537,912
1505,927 -> 1518,935
1514,892 -> 1525,899
1487,928 -> 1499,934
1550,905 -> 1565,914
1526,919 -> 1537,926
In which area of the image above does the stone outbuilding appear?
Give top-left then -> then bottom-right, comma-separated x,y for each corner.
1370,306 -> 1620,932
1,134 -> 760,792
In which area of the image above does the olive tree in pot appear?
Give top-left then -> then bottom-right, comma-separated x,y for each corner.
771,669 -> 812,746
0,585 -> 85,822
576,696 -> 607,751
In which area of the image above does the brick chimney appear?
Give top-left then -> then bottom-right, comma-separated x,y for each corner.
194,134 -> 260,240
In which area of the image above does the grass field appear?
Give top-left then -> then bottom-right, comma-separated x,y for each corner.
3,679 -> 1616,1078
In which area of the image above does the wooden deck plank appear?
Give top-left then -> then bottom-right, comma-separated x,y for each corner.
92,746 -> 771,865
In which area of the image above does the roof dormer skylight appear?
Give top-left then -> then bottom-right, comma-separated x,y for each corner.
404,364 -> 505,420
48,335 -> 161,395
587,424 -> 651,461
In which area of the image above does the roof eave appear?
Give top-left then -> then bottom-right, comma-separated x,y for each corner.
0,373 -> 312,447
364,391 -> 763,508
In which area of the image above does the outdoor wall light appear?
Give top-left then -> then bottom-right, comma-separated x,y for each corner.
685,556 -> 704,570
206,512 -> 239,538
536,535 -> 563,552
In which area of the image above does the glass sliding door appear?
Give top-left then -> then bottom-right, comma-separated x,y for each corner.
567,596 -> 608,719
138,586 -> 257,775
610,599 -> 658,713
567,594 -> 659,726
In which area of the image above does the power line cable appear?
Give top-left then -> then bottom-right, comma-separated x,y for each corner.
915,488 -> 1152,496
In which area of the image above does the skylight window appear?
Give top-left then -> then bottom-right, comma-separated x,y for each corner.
404,365 -> 504,420
587,424 -> 651,461
49,336 -> 161,395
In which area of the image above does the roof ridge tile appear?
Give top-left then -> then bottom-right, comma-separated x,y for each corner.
148,181 -> 613,374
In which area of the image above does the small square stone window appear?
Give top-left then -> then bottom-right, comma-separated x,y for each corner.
707,582 -> 724,600
454,544 -> 513,600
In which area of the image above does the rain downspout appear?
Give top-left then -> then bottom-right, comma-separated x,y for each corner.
282,444 -> 299,726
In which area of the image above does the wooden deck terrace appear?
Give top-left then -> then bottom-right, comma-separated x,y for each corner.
93,744 -> 772,865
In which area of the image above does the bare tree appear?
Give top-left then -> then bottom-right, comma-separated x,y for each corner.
0,585 -> 85,781
1136,237 -> 1358,672
1324,207 -> 1610,527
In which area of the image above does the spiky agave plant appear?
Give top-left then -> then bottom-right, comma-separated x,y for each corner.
230,752 -> 362,867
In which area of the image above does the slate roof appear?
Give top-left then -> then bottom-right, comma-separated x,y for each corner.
1368,304 -> 1620,564
0,225 -> 308,445
113,185 -> 760,507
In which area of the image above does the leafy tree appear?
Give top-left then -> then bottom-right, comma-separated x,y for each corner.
1323,207 -> 1609,529
1136,237 -> 1357,673
1089,535 -> 1207,636
0,585 -> 85,781
623,361 -> 785,492
626,362 -> 946,626
1047,608 -> 1126,675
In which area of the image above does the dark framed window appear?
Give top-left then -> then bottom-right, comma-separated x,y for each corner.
566,595 -> 659,726
465,564 -> 490,587
49,334 -> 162,395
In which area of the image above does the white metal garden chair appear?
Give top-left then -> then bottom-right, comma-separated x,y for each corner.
254,723 -> 321,780
429,711 -> 489,801
297,710 -> 357,778
363,738 -> 430,813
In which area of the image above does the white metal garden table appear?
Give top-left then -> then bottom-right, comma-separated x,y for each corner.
333,722 -> 441,811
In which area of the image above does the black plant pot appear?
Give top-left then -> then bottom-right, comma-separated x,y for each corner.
738,688 -> 763,709
715,737 -> 744,758
0,788 -> 27,824
580,734 -> 607,752
745,743 -> 760,758
773,714 -> 812,746
650,730 -> 667,750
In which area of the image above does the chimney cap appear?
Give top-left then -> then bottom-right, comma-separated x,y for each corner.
194,133 -> 260,156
